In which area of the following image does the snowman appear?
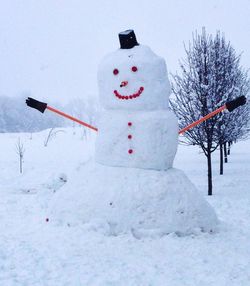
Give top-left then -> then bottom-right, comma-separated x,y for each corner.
94,30 -> 218,235
50,30 -> 218,236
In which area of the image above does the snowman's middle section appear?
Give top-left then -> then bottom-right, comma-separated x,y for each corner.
95,109 -> 178,170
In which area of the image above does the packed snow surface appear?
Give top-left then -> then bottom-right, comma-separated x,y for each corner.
1,128 -> 250,285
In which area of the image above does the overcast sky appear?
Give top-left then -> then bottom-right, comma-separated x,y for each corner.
0,0 -> 250,103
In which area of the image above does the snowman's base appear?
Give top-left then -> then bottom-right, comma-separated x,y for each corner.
48,161 -> 219,237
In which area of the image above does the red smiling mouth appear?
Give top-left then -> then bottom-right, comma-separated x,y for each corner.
114,87 -> 144,100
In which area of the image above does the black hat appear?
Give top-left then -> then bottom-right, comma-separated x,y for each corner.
119,30 -> 139,49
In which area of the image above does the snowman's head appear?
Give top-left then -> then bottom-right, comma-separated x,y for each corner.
98,30 -> 170,111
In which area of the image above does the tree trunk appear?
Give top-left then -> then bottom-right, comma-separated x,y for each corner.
20,156 -> 23,174
228,141 -> 231,155
224,143 -> 228,163
207,151 -> 213,195
220,144 -> 223,175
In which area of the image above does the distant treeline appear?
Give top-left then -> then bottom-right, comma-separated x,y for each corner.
0,95 -> 99,133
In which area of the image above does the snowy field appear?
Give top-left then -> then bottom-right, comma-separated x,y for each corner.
0,127 -> 250,286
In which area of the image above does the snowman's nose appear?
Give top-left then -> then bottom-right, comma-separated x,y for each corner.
120,81 -> 128,87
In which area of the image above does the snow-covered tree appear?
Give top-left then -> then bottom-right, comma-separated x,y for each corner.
170,28 -> 249,195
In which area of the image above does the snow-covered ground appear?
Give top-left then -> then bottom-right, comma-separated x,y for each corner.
0,127 -> 250,285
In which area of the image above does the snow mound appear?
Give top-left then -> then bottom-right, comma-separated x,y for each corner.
48,162 -> 218,237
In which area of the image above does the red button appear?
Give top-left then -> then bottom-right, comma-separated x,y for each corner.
128,135 -> 132,139
128,149 -> 133,154
128,122 -> 132,126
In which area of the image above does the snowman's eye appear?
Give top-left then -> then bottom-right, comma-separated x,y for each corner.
131,66 -> 138,72
113,69 -> 119,75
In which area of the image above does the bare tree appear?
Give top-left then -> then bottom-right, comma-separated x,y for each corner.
16,138 -> 25,174
171,28 -> 249,195
44,128 -> 65,147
